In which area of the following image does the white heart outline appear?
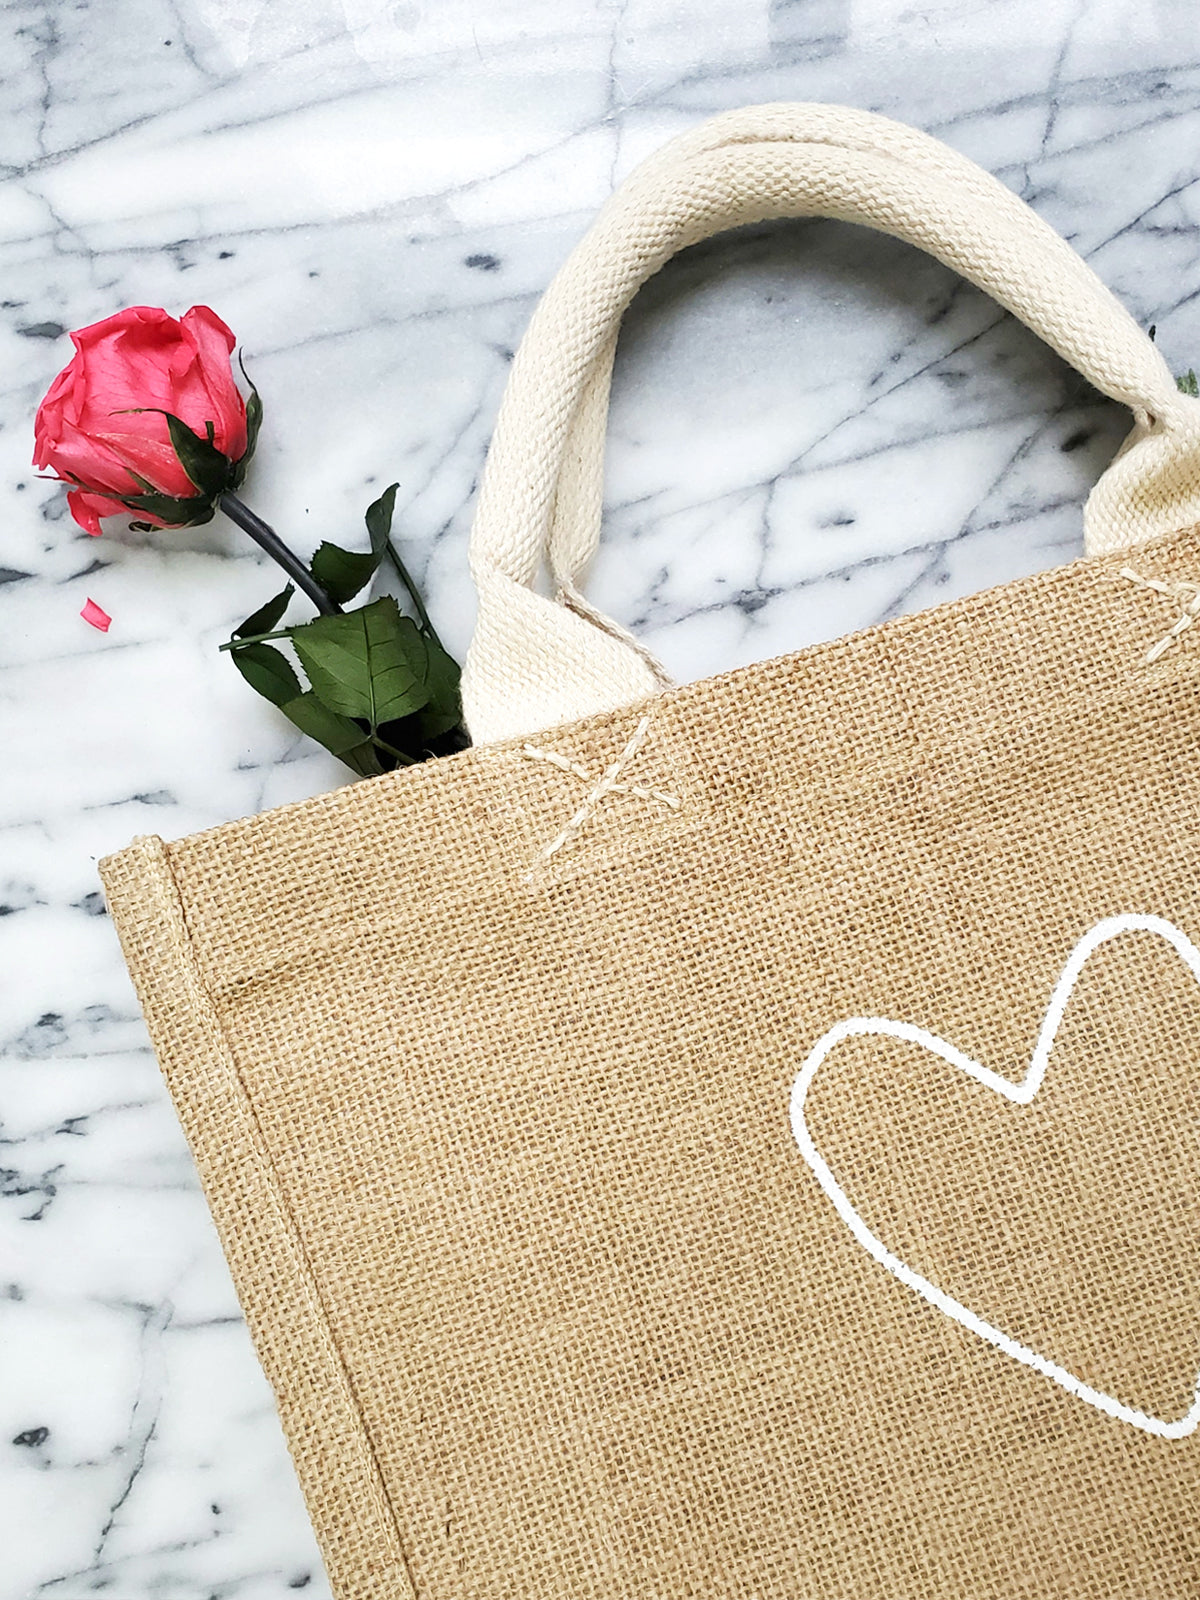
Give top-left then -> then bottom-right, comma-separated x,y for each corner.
789,913 -> 1200,1439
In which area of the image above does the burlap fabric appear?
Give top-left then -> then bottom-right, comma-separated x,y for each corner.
101,105 -> 1200,1599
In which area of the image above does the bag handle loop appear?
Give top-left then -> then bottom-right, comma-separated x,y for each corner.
462,103 -> 1200,744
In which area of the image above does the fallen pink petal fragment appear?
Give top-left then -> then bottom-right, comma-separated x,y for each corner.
81,597 -> 111,632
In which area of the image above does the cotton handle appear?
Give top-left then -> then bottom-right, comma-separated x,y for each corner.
462,103 -> 1200,745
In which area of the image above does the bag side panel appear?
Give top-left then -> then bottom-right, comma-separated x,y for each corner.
98,835 -> 418,1600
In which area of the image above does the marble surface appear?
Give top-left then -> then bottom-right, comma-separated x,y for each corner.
3,1 -> 1200,1594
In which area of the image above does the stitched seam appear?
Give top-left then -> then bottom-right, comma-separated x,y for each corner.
532,712 -> 658,872
147,840 -> 418,1599
515,740 -> 681,809
1117,567 -> 1200,662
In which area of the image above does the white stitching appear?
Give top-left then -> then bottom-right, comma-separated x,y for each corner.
513,714 -> 679,879
518,742 -> 681,811
1118,567 -> 1200,662
791,912 -> 1200,1439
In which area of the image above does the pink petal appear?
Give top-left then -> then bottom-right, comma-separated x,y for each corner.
70,306 -> 173,346
73,309 -> 186,424
81,597 -> 112,631
181,304 -> 235,354
89,426 -> 196,499
51,417 -> 145,496
180,306 -> 247,458
67,488 -> 138,534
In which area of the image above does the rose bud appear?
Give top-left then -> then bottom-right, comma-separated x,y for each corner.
32,305 -> 261,535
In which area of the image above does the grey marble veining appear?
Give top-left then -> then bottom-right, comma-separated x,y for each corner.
2,1 -> 1199,1594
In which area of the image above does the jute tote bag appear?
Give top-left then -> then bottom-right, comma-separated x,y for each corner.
101,105 -> 1200,1598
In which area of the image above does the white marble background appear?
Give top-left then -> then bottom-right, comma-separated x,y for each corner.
2,0 -> 1199,1594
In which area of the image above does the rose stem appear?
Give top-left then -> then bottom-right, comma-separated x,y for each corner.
219,491 -> 341,616
382,539 -> 440,643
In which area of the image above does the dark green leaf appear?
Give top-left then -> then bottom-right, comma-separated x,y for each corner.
309,542 -> 379,606
277,692 -> 383,775
421,631 -> 460,702
364,483 -> 398,553
308,482 -> 400,604
230,642 -> 302,706
1178,369 -> 1199,398
414,634 -> 463,740
290,596 -> 430,728
374,631 -> 465,757
234,584 -> 294,640
413,707 -> 463,745
412,703 -> 462,743
341,744 -> 388,778
376,708 -> 454,760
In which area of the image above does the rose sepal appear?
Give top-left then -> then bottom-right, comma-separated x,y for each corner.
116,471 -> 217,528
118,407 -> 239,500
232,355 -> 263,487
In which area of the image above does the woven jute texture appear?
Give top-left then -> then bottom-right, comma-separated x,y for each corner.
101,523 -> 1200,1599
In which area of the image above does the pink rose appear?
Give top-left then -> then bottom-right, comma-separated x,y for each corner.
33,305 -> 257,535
